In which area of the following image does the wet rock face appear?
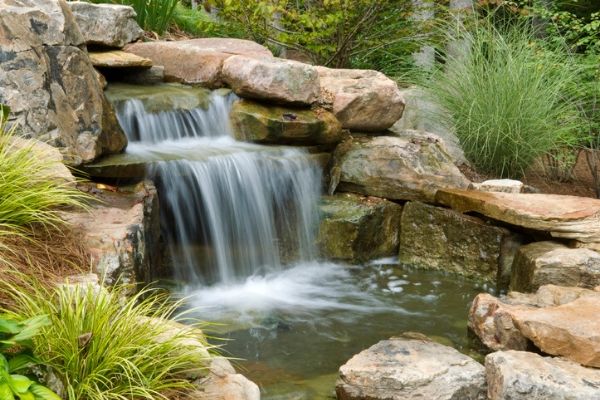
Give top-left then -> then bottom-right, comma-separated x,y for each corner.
230,99 -> 343,145
332,135 -> 470,202
469,285 -> 600,368
222,56 -> 320,105
317,67 -> 405,131
67,1 -> 143,48
317,193 -> 402,263
61,181 -> 160,284
0,0 -> 127,165
486,351 -> 600,400
336,337 -> 487,400
511,241 -> 600,292
399,201 -> 522,284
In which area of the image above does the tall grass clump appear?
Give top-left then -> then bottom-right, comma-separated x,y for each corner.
0,107 -> 87,239
2,280 -> 214,400
422,18 -> 585,178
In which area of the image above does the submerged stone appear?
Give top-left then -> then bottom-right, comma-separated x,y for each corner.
230,99 -> 343,145
105,83 -> 211,113
399,201 -> 521,284
317,193 -> 402,263
336,336 -> 486,400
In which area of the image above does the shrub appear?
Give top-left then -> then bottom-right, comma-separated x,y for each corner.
0,314 -> 61,399
2,281 -> 214,400
421,18 -> 585,178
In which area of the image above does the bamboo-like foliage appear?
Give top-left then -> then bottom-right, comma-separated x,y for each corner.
2,280 -> 215,400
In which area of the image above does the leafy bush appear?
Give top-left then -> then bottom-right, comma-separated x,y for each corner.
171,4 -> 246,38
421,18 -> 585,178
2,281 -> 213,400
0,315 -> 61,400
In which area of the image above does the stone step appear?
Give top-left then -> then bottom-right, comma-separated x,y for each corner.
89,50 -> 152,68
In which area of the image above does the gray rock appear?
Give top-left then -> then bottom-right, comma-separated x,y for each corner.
486,351 -> 600,399
399,201 -> 522,284
317,67 -> 405,131
317,193 -> 402,263
222,56 -> 320,105
471,179 -> 524,193
0,0 -> 127,165
187,357 -> 260,400
336,337 -> 486,400
68,1 -> 143,48
332,135 -> 470,202
511,241 -> 600,292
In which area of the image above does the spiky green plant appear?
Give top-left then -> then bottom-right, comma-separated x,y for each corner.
2,280 -> 214,400
421,18 -> 585,178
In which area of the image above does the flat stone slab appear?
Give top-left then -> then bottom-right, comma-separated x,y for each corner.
89,50 -> 152,68
436,189 -> 600,244
336,336 -> 486,400
486,350 -> 600,400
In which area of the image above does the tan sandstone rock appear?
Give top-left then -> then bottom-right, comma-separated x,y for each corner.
317,67 -> 405,131
124,38 -> 273,88
89,50 -> 152,68
222,56 -> 320,105
436,189 -> 600,245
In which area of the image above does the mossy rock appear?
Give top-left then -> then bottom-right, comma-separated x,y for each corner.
230,99 -> 343,145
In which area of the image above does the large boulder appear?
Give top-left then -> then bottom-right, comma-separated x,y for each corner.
331,135 -> 470,202
317,67 -> 405,131
67,1 -> 143,48
222,56 -> 320,105
230,99 -> 343,145
61,181 -> 160,284
469,285 -> 600,367
436,190 -> 600,246
336,336 -> 486,400
399,201 -> 522,284
124,38 -> 273,88
317,193 -> 402,263
486,351 -> 600,400
0,0 -> 127,165
511,241 -> 600,292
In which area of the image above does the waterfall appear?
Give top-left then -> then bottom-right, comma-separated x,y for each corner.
111,86 -> 321,285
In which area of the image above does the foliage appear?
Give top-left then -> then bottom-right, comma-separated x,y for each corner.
0,314 -> 61,400
2,280 -> 214,400
204,0 -> 421,74
422,18 -> 585,178
82,0 -> 178,34
171,3 -> 246,38
0,106 -> 87,240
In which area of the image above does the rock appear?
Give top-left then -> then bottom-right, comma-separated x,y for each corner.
0,0 -> 127,165
61,181 -> 160,284
222,56 -> 320,105
436,189 -> 600,245
392,128 -> 466,167
88,50 -> 152,68
468,285 -> 600,367
317,67 -> 405,131
511,241 -> 600,292
336,336 -> 486,400
116,66 -> 165,85
392,87 -> 466,164
9,137 -> 75,184
124,38 -> 273,88
67,1 -> 143,48
317,193 -> 402,263
186,357 -> 260,400
471,179 -> 524,193
399,201 -> 521,284
486,351 -> 600,399
332,135 -> 470,202
230,99 -> 343,145
106,83 -> 212,114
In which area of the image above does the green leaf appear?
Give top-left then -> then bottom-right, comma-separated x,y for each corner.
0,318 -> 21,335
18,392 -> 35,400
8,375 -> 33,394
0,382 -> 15,400
8,355 -> 38,373
0,104 -> 10,122
29,384 -> 61,400
9,316 -> 50,344
0,354 -> 9,373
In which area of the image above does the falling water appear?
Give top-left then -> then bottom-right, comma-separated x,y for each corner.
110,85 -> 321,284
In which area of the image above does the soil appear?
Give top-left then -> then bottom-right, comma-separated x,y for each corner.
460,149 -> 599,199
